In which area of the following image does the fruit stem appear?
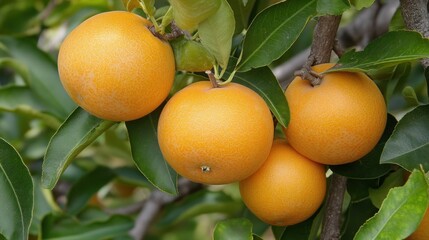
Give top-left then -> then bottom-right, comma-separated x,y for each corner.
206,70 -> 220,88
219,69 -> 237,86
294,63 -> 324,86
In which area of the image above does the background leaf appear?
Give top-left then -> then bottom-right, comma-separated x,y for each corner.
0,138 -> 34,240
170,0 -> 221,31
42,108 -> 115,189
317,0 -> 350,15
330,31 -> 429,73
198,0 -> 235,69
354,170 -> 429,240
368,170 -> 405,209
237,0 -> 317,72
380,105 -> 429,171
126,107 -> 178,195
227,0 -> 256,34
350,0 -> 375,10
213,218 -> 253,240
224,66 -> 290,127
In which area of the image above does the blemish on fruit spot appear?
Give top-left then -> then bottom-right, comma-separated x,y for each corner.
201,165 -> 211,173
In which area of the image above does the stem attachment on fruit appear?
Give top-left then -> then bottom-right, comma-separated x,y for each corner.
294,62 -> 323,86
206,70 -> 220,88
201,166 -> 211,173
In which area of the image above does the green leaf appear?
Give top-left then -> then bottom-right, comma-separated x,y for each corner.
380,105 -> 429,171
373,63 -> 411,106
350,0 -> 375,10
354,170 -> 429,240
113,167 -> 151,188
0,138 -> 34,240
171,37 -> 214,72
330,114 -> 397,179
0,86 -> 61,129
425,67 -> 429,97
0,2 -> 40,36
342,199 -> 378,240
126,107 -> 178,195
121,0 -> 140,12
42,108 -> 116,189
0,37 -> 76,119
30,177 -> 58,235
279,209 -> 322,240
0,57 -> 30,82
213,218 -> 253,240
157,190 -> 242,227
67,166 -> 115,215
41,214 -> 133,240
198,0 -> 235,69
237,0 -> 317,72
369,170 -> 405,209
330,31 -> 429,73
317,0 -> 351,15
170,0 -> 221,31
224,66 -> 290,127
402,86 -> 420,106
227,0 -> 256,33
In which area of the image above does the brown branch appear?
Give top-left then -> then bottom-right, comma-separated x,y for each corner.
320,174 -> 348,240
400,0 -> 429,69
129,179 -> 201,240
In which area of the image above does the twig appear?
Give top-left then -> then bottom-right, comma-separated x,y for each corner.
129,179 -> 201,240
320,174 -> 348,240
400,0 -> 429,69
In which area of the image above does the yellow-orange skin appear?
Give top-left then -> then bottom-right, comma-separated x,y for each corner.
239,140 -> 326,226
58,11 -> 175,121
285,63 -> 387,165
158,81 -> 274,185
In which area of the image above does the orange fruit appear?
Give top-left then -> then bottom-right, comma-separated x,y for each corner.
285,63 -> 387,165
157,81 -> 274,185
58,11 -> 175,121
239,140 -> 326,226
408,208 -> 429,240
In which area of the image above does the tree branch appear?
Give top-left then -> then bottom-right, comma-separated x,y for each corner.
400,0 -> 429,68
129,179 -> 201,240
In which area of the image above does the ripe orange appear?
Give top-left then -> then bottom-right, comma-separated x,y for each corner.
239,140 -> 326,226
157,81 -> 274,185
408,208 -> 429,240
285,63 -> 387,165
58,11 -> 175,121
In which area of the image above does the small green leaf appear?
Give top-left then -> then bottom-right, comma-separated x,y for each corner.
373,63 -> 411,106
369,170 -> 405,209
67,166 -> 116,215
330,31 -> 429,73
317,0 -> 351,15
170,0 -> 221,31
402,86 -> 420,106
214,218 -> 253,240
380,105 -> 429,171
354,170 -> 429,240
141,0 -> 155,16
126,107 -> 178,195
171,37 -> 214,72
157,190 -> 242,227
330,114 -> 397,179
0,138 -> 34,240
121,0 -> 140,12
41,214 -> 133,240
224,66 -> 290,127
238,0 -> 317,72
198,0 -> 235,69
42,108 -> 116,189
350,0 -> 375,10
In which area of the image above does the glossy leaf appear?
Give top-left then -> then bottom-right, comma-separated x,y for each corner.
198,0 -> 235,69
0,86 -> 60,129
317,0 -> 350,15
342,199 -> 378,240
157,190 -> 242,227
0,138 -> 34,240
238,0 -> 317,72
213,218 -> 253,240
380,105 -> 429,171
0,37 -> 75,119
42,108 -> 116,189
126,108 -> 178,195
67,166 -> 116,215
330,31 -> 429,73
368,170 -> 404,209
171,37 -> 214,72
41,214 -> 133,240
170,0 -> 221,31
224,66 -> 290,127
331,114 -> 396,179
227,0 -> 256,33
402,86 -> 420,106
354,170 -> 429,240
350,0 -> 375,10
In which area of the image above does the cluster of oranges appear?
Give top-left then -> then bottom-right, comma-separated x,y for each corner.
58,11 -> 387,227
